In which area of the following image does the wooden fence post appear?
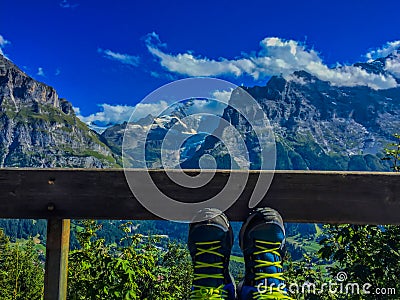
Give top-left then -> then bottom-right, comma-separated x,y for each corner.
44,219 -> 70,300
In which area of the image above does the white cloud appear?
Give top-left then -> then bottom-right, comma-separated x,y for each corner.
55,68 -> 61,76
131,101 -> 169,120
0,34 -> 10,55
144,32 -> 167,48
146,35 -> 399,90
366,41 -> 400,61
59,0 -> 79,9
285,73 -> 308,85
75,101 -> 169,132
98,48 -> 140,66
150,70 -> 176,80
72,106 -> 81,115
76,104 -> 135,125
365,41 -> 400,79
212,88 -> 233,104
37,67 -> 46,77
385,54 -> 400,78
182,99 -> 228,116
147,46 -> 249,77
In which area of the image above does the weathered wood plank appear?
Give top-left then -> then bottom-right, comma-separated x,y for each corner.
0,169 -> 399,224
44,219 -> 70,300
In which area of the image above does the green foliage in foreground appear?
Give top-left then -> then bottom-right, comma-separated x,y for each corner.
383,133 -> 400,172
318,224 -> 400,299
285,224 -> 400,299
67,220 -> 192,299
0,229 -> 44,300
0,221 -> 194,300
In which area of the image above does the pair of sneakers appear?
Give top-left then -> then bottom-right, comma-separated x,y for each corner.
187,207 -> 293,300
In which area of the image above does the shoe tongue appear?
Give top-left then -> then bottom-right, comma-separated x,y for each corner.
194,279 -> 225,292
251,223 -> 285,245
193,252 -> 225,288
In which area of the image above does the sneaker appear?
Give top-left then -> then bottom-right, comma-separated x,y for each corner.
238,207 -> 293,300
188,208 -> 236,299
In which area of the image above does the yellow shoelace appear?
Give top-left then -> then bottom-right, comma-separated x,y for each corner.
191,241 -> 228,299
251,240 -> 293,300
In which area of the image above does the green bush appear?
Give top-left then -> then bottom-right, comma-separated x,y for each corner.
0,229 -> 44,300
67,220 -> 193,299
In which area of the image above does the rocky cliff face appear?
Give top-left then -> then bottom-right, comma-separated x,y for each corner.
247,71 -> 400,156
0,54 -> 117,168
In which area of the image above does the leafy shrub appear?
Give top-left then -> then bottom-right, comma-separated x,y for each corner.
0,229 -> 44,300
67,220 -> 193,299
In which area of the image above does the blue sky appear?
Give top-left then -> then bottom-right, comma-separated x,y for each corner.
1,0 -> 400,129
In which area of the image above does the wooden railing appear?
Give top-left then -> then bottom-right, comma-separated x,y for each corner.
0,169 -> 399,299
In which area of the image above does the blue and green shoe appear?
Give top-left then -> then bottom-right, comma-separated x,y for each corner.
188,208 -> 236,300
238,208 -> 293,300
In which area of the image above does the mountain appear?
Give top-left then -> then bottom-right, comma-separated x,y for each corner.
354,50 -> 400,84
101,100 -> 215,168
178,56 -> 400,171
0,54 -> 118,168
